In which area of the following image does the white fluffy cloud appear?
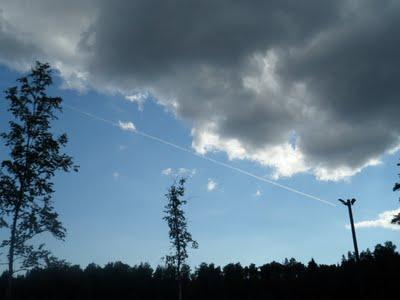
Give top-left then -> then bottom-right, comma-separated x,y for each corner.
351,209 -> 400,231
192,127 -> 309,179
125,92 -> 149,111
161,168 -> 173,176
207,179 -> 217,192
161,168 -> 196,177
118,121 -> 136,132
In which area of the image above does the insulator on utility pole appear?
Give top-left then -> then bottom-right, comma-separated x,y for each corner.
339,198 -> 360,262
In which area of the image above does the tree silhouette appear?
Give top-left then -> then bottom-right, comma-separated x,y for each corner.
0,62 -> 78,299
163,178 -> 198,300
0,241 -> 398,299
392,161 -> 400,224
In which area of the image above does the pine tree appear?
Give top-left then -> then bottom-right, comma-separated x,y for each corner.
0,61 -> 78,299
163,178 -> 198,300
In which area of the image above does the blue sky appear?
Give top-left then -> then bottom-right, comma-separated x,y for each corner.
1,64 -> 399,269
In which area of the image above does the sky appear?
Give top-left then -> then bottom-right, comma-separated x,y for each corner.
0,0 -> 399,269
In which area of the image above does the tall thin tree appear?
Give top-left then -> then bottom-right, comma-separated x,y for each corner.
0,61 -> 78,299
163,177 -> 198,300
393,160 -> 400,224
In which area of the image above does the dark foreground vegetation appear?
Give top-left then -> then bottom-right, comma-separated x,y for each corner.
0,241 -> 398,300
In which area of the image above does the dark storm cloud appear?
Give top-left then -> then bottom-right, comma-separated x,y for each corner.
1,0 -> 400,179
81,0 -> 343,80
0,11 -> 42,66
278,0 -> 400,169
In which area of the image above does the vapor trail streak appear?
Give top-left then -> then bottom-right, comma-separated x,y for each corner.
64,103 -> 336,207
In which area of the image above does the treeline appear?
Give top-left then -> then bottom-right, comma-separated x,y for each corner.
0,241 -> 398,300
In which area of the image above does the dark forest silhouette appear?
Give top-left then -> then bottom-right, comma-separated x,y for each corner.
0,242 -> 398,299
1,62 -> 400,299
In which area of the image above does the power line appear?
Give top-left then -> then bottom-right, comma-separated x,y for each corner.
64,103 -> 336,207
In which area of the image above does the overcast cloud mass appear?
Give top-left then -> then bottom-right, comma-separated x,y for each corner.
1,0 -> 400,180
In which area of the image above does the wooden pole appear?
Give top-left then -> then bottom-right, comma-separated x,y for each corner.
339,198 -> 360,262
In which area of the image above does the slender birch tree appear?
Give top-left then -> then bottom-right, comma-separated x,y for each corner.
0,61 -> 78,299
163,177 -> 198,300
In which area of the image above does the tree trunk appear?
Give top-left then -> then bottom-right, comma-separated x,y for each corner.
178,278 -> 183,300
6,205 -> 20,300
177,245 -> 182,300
5,278 -> 13,300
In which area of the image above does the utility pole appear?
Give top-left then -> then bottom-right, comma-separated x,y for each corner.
339,198 -> 360,262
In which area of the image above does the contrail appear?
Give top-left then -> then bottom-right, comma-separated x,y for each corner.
64,103 -> 336,207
